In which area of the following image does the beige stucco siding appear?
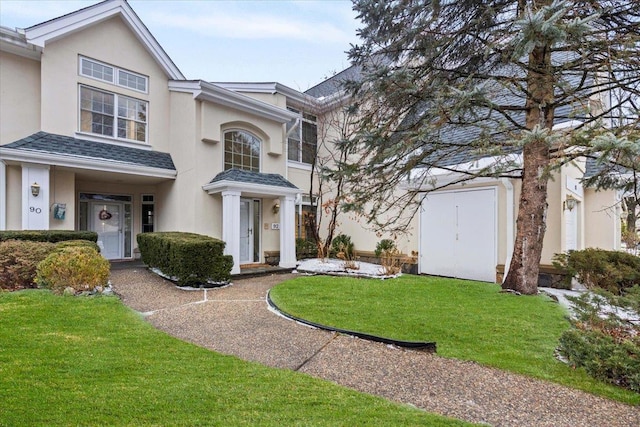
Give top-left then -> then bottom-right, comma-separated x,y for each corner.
5,164 -> 21,229
39,16 -> 171,151
584,187 -> 620,250
0,51 -> 41,145
48,169 -> 75,230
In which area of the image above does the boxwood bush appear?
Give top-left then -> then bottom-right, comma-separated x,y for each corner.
36,246 -> 110,295
0,230 -> 98,243
137,232 -> 233,286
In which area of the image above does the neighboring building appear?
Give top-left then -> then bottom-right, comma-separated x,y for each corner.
0,0 -> 623,282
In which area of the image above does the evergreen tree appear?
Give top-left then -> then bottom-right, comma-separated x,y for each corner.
342,0 -> 640,294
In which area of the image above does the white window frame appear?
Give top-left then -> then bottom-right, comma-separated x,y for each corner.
79,85 -> 148,144
79,56 -> 148,94
223,129 -> 262,172
287,107 -> 317,166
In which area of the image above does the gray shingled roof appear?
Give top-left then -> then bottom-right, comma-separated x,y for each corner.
305,65 -> 362,98
209,168 -> 298,189
2,132 -> 175,170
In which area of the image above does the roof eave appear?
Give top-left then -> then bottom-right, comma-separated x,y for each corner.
202,179 -> 299,197
0,147 -> 176,179
23,0 -> 184,80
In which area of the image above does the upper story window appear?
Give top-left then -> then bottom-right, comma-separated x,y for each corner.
224,130 -> 261,172
287,107 -> 317,165
80,56 -> 148,93
80,85 -> 147,143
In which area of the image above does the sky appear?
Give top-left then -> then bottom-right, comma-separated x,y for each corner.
0,0 -> 361,91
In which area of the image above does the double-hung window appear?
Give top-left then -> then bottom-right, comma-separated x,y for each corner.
287,108 -> 317,165
80,86 -> 147,143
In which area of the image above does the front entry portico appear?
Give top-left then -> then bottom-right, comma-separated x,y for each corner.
203,169 -> 299,275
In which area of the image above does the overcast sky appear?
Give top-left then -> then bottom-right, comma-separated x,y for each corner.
0,0 -> 361,91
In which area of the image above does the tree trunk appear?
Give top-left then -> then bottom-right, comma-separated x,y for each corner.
502,141 -> 550,294
502,43 -> 553,295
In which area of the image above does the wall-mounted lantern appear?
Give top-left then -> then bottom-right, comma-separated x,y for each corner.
564,194 -> 577,211
30,182 -> 41,197
273,202 -> 280,214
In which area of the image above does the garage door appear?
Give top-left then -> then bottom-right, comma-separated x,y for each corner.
419,188 -> 496,282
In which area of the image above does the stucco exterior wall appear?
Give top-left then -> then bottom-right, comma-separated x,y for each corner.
5,165 -> 22,229
584,187 -> 620,250
48,169 -> 75,230
0,51 -> 41,145
39,16 -> 171,151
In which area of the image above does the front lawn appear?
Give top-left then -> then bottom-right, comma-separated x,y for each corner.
0,290 -> 472,426
269,275 -> 640,405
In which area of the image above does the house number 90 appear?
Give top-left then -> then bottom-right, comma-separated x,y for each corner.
29,207 -> 42,214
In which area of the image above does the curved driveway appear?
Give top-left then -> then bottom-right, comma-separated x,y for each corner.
110,268 -> 639,427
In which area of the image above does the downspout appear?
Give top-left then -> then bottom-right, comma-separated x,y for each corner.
501,178 -> 515,281
0,161 -> 6,230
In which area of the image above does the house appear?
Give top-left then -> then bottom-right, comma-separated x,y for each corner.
0,0 -> 623,282
0,0 -> 323,274
308,65 -> 624,283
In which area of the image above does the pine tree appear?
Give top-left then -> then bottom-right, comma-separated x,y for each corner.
343,0 -> 640,294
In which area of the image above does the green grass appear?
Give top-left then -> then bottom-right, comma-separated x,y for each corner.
269,275 -> 640,405
0,290 -> 474,426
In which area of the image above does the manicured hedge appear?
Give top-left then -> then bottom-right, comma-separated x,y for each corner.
137,232 -> 233,286
0,230 -> 98,243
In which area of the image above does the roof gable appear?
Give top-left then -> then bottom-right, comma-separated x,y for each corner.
24,0 -> 183,80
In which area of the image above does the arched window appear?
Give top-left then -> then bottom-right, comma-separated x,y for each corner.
224,130 -> 260,172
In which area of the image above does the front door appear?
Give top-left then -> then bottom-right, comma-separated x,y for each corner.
239,199 -> 253,264
92,203 -> 123,259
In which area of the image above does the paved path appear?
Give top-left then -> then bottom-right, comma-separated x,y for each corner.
110,268 -> 640,427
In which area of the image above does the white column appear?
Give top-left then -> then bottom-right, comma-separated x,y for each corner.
21,164 -> 49,230
279,194 -> 297,268
222,190 -> 241,275
0,161 -> 6,230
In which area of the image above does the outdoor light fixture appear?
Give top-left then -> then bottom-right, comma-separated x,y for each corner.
273,202 -> 280,214
30,182 -> 41,197
564,194 -> 577,211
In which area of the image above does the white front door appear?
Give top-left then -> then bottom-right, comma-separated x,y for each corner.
92,203 -> 122,260
239,199 -> 253,264
565,206 -> 578,251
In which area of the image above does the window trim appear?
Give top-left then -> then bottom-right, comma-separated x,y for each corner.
79,56 -> 148,94
79,84 -> 149,144
223,129 -> 262,173
287,107 -> 317,165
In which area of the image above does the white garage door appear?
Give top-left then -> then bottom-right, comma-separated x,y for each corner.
419,188 -> 497,282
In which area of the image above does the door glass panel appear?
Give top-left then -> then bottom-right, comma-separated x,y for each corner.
239,201 -> 250,263
93,203 -> 121,259
124,204 -> 132,258
253,200 -> 260,263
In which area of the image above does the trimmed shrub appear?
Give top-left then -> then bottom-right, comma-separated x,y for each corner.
55,239 -> 101,253
553,249 -> 640,295
0,230 -> 98,243
137,232 -> 233,286
36,246 -> 110,295
374,239 -> 396,257
0,240 -> 56,290
330,234 -> 354,259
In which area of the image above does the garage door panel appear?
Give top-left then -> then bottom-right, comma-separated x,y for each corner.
455,189 -> 496,282
421,192 -> 456,278
420,188 -> 497,282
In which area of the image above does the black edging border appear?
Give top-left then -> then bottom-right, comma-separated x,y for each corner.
267,290 -> 437,353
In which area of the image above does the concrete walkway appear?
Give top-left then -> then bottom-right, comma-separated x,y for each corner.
109,268 -> 640,427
